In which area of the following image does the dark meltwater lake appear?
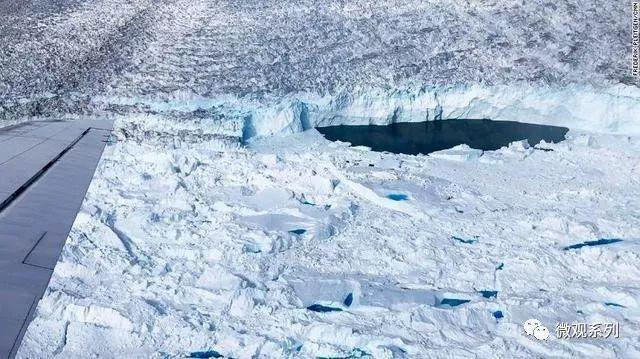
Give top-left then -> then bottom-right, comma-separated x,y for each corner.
317,119 -> 569,155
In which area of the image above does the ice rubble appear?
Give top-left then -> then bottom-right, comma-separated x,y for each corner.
7,81 -> 640,357
16,112 -> 640,358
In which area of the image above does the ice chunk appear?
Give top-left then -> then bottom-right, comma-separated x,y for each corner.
429,144 -> 483,162
196,266 -> 241,291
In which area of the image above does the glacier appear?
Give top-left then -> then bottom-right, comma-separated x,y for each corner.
88,83 -> 640,143
1,0 -> 639,357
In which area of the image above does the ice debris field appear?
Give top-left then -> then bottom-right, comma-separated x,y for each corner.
0,0 -> 638,357
14,111 -> 640,358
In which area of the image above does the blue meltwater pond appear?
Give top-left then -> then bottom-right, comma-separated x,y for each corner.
387,193 -> 409,201
317,119 -> 568,155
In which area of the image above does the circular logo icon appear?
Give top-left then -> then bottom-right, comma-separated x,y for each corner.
524,319 -> 542,336
533,325 -> 550,340
523,319 -> 549,341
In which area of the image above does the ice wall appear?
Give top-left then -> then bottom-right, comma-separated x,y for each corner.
5,84 -> 638,141
243,84 -> 640,141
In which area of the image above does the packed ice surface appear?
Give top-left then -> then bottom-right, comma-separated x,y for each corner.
0,0 -> 638,130
16,116 -> 640,357
2,0 -> 639,357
